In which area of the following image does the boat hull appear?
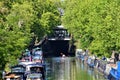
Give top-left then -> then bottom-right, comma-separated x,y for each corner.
42,40 -> 75,57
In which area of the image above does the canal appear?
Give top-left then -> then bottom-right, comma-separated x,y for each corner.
45,57 -> 106,80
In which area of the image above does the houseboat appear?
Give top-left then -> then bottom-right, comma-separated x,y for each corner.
42,25 -> 76,57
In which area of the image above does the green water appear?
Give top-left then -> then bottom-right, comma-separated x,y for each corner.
45,57 -> 105,80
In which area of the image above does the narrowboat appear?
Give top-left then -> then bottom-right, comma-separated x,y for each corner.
42,25 -> 76,57
26,63 -> 46,80
10,65 -> 26,80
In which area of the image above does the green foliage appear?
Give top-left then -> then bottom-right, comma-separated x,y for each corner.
63,0 -> 120,57
31,0 -> 61,39
40,12 -> 61,34
0,1 -> 33,70
0,0 -> 61,72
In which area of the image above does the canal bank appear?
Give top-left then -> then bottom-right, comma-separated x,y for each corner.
76,49 -> 120,80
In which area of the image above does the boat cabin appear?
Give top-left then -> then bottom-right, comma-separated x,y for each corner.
26,63 -> 46,80
11,65 -> 26,73
48,25 -> 70,40
26,73 -> 43,80
10,65 -> 26,80
42,25 -> 75,57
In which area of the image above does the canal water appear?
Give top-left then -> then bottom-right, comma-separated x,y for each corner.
45,57 -> 106,80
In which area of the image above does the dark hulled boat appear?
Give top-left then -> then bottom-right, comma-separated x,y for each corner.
42,25 -> 76,57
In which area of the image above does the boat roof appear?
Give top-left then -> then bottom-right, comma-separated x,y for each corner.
53,25 -> 67,30
18,62 -> 35,66
27,63 -> 45,67
76,49 -> 83,52
11,64 -> 26,68
5,72 -> 24,76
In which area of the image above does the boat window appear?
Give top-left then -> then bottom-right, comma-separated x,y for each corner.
30,67 -> 43,73
27,73 -> 42,79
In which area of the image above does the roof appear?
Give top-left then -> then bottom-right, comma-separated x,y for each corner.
11,65 -> 26,68
18,62 -> 35,66
53,25 -> 67,30
57,25 -> 64,28
27,63 -> 45,67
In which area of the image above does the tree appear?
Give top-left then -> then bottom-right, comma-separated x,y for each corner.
62,0 -> 120,57
31,0 -> 61,40
0,0 -> 62,71
0,1 -> 34,70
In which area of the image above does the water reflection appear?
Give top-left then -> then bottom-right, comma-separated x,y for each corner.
45,57 -> 106,80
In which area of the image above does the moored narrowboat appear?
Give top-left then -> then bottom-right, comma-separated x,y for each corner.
42,25 -> 76,57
